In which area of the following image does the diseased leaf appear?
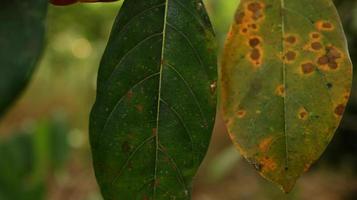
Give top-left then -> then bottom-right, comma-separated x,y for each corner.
90,0 -> 217,199
221,0 -> 353,192
0,0 -> 47,117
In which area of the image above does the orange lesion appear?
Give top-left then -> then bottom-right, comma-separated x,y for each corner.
300,61 -> 315,75
310,32 -> 321,39
235,1 -> 265,35
344,91 -> 351,100
247,46 -> 263,67
233,1 -> 266,68
259,136 -> 274,153
334,104 -> 345,117
248,36 -> 262,48
246,2 -> 265,22
275,84 -> 285,97
304,32 -> 324,52
259,157 -> 277,173
282,50 -> 298,64
236,109 -> 247,118
310,41 -> 323,51
284,34 -> 299,46
316,20 -> 335,31
298,107 -> 309,120
316,45 -> 344,71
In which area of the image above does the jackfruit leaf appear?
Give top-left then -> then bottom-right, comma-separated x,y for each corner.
220,0 -> 352,192
90,0 -> 217,199
0,0 -> 47,117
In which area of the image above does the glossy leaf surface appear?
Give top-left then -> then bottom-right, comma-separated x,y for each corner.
221,0 -> 353,192
0,0 -> 47,116
90,0 -> 217,199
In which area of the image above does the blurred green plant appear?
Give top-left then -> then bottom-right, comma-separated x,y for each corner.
0,114 -> 69,200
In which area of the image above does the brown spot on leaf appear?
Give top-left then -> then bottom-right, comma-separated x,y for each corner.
247,2 -> 264,20
237,2 -> 265,35
334,104 -> 345,116
259,157 -> 277,172
326,83 -> 333,89
301,62 -> 315,74
259,136 -> 274,153
298,107 -> 309,120
284,51 -> 297,62
237,110 -> 247,118
249,37 -> 261,47
275,84 -> 285,97
326,46 -> 342,59
248,2 -> 262,12
285,35 -> 297,45
317,46 -> 343,70
310,32 -> 320,39
328,61 -> 338,69
235,12 -> 245,24
316,20 -> 335,31
318,55 -> 329,65
322,22 -> 333,29
135,104 -> 143,112
250,48 -> 261,61
311,42 -> 323,51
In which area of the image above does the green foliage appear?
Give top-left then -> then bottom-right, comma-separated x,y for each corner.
89,0 -> 217,199
0,0 -> 354,199
0,0 -> 47,117
0,115 -> 70,200
220,0 -> 353,192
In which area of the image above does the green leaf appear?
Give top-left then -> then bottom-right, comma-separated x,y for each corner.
90,0 -> 217,199
0,134 -> 44,200
220,0 -> 353,192
0,0 -> 47,117
0,116 -> 69,200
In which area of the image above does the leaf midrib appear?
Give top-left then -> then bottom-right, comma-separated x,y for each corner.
153,0 -> 169,197
280,0 -> 289,171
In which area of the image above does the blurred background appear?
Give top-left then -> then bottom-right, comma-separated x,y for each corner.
0,0 -> 356,199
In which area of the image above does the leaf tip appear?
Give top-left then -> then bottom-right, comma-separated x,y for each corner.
280,182 -> 296,194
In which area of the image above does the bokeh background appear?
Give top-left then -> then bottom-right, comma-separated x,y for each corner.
0,0 -> 356,199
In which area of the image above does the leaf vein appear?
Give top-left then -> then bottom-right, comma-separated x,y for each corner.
103,32 -> 163,91
160,98 -> 194,154
101,72 -> 160,134
166,63 -> 208,125
111,136 -> 155,185
166,22 -> 211,80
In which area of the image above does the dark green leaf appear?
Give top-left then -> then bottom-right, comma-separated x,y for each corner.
0,0 -> 47,117
220,0 -> 353,192
90,0 -> 217,199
